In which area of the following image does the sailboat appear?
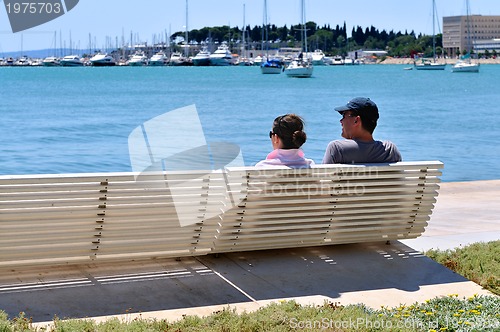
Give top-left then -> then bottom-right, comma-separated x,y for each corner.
452,0 -> 480,73
260,0 -> 283,74
171,0 -> 193,66
415,0 -> 446,70
237,4 -> 253,66
284,0 -> 313,78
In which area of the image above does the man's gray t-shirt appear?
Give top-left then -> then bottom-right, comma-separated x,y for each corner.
322,139 -> 402,164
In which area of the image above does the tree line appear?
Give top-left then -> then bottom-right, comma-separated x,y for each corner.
171,21 -> 497,59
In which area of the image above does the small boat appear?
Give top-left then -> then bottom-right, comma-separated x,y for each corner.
330,55 -> 344,65
236,57 -> 253,66
42,56 -> 61,67
308,49 -> 326,66
284,0 -> 313,78
191,47 -> 211,66
284,56 -> 313,78
451,58 -> 480,73
414,59 -> 446,70
15,56 -> 33,66
89,53 -> 116,66
260,0 -> 282,74
451,0 -> 479,73
169,51 -> 190,66
128,51 -> 148,66
30,58 -> 43,66
404,66 -> 413,70
414,0 -> 446,71
60,55 -> 83,67
149,51 -> 168,66
3,57 -> 15,66
261,58 -> 283,74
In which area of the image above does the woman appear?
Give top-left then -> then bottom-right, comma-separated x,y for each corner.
256,114 -> 315,167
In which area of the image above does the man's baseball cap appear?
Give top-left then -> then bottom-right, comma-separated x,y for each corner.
334,97 -> 379,124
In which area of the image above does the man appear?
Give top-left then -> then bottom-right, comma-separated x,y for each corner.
322,97 -> 402,164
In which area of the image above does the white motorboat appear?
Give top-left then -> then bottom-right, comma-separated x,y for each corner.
14,56 -> 32,66
42,56 -> 59,67
343,57 -> 355,65
209,43 -> 233,66
89,53 -> 116,66
331,55 -> 344,65
4,57 -> 15,66
252,55 -> 264,66
308,49 -> 326,66
30,58 -> 43,66
60,55 -> 83,67
192,47 -> 211,66
128,52 -> 148,66
149,51 -> 168,66
169,52 -> 190,66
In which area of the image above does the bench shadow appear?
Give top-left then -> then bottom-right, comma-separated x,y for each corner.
199,241 -> 468,300
0,241 -> 468,323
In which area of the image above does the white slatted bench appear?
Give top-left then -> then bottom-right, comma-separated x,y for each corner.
0,161 -> 443,268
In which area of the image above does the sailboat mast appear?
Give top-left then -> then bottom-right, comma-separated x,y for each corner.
302,0 -> 307,54
241,4 -> 246,58
185,0 -> 189,57
432,0 -> 436,62
465,0 -> 472,54
263,0 -> 268,58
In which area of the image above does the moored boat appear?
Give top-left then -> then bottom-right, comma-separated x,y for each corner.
261,58 -> 283,74
414,0 -> 446,71
149,51 -> 168,66
308,49 -> 326,66
284,0 -> 313,78
192,47 -> 211,66
60,55 -> 83,67
451,58 -> 480,72
451,0 -> 480,73
42,56 -> 60,67
284,56 -> 313,78
128,51 -> 148,66
169,51 -> 191,66
209,43 -> 233,66
89,53 -> 116,66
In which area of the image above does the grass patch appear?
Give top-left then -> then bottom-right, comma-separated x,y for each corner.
426,240 -> 500,295
1,241 -> 499,331
1,295 -> 499,331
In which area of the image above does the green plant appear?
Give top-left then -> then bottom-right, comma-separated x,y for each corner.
426,240 -> 500,295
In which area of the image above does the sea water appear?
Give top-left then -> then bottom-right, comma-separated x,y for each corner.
1,64 -> 499,182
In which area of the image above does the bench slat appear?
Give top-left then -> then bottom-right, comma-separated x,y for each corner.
0,161 -> 443,267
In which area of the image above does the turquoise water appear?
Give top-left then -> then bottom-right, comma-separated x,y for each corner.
1,65 -> 499,182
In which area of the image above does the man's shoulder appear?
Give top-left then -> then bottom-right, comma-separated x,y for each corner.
327,139 -> 358,148
379,140 -> 399,148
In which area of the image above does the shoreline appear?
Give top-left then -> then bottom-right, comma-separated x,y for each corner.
378,57 -> 500,65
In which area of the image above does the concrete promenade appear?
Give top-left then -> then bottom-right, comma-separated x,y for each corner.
1,180 -> 498,326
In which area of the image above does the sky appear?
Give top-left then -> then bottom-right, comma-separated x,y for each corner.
1,0 -> 499,54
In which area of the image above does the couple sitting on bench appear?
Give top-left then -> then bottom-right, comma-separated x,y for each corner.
256,97 -> 402,168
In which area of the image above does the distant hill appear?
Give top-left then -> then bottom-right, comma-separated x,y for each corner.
1,48 -> 87,59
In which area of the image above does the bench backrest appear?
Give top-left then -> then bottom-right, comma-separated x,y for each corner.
0,161 -> 443,268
